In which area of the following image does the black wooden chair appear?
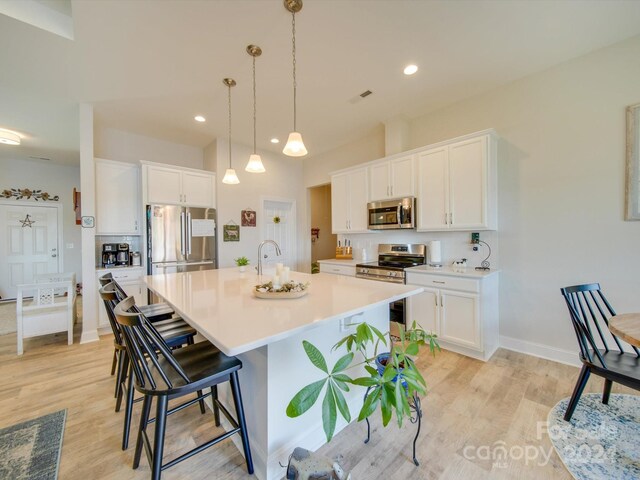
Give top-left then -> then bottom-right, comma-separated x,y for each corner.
99,273 -> 174,322
99,282 -> 200,450
560,283 -> 640,421
113,296 -> 253,480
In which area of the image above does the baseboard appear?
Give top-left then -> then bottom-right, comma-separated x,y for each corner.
499,335 -> 580,367
79,329 -> 99,344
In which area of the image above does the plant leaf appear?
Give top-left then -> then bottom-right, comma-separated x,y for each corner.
331,352 -> 354,374
394,379 -> 406,427
351,376 -> 379,387
382,364 -> 397,382
369,324 -> 388,347
332,336 -> 349,352
286,378 -> 327,418
364,365 -> 378,376
303,340 -> 328,373
322,383 -> 337,442
405,342 -> 419,356
380,385 -> 393,426
331,380 -> 351,423
358,386 -> 382,421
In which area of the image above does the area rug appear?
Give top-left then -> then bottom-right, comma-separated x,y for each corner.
547,393 -> 640,480
0,409 -> 67,479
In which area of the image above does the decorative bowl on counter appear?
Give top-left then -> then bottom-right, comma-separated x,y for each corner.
253,281 -> 310,299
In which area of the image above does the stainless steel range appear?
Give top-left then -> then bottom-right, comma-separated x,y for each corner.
356,244 -> 427,326
356,244 -> 427,284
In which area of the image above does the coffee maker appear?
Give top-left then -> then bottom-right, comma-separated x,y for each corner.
116,244 -> 130,266
102,243 -> 118,268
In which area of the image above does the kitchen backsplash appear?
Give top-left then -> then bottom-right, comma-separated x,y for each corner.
337,230 -> 498,269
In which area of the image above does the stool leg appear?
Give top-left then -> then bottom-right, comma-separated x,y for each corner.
122,362 -> 135,450
115,353 -> 129,412
114,350 -> 125,399
197,389 -> 206,414
602,379 -> 613,405
110,349 -> 118,376
212,385 -> 221,427
134,395 -> 152,469
230,372 -> 254,474
152,396 -> 169,480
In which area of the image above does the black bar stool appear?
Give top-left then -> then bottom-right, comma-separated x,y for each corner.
114,296 -> 254,480
99,272 -> 174,322
99,282 -> 201,450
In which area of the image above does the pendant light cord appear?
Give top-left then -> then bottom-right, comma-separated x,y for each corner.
291,11 -> 297,132
228,83 -> 232,169
252,54 -> 257,154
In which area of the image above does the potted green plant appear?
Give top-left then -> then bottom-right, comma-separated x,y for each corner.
286,320 -> 439,443
234,256 -> 250,272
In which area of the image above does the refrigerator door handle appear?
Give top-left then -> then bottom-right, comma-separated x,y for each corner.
180,211 -> 186,256
187,212 -> 192,255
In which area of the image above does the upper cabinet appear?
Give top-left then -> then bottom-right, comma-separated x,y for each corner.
331,167 -> 369,234
95,158 -> 141,235
368,155 -> 415,201
417,132 -> 497,231
142,162 -> 216,208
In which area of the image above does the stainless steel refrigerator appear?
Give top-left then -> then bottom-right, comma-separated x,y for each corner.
147,205 -> 217,275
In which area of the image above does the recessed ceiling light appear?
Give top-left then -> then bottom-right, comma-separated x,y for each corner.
270,138 -> 280,144
403,64 -> 418,75
194,115 -> 206,122
0,129 -> 21,145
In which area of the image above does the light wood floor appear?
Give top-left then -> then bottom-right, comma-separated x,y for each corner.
1,328 -> 636,479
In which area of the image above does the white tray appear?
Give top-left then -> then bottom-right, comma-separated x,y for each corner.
252,289 -> 308,300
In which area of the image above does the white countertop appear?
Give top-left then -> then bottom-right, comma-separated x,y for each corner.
317,258 -> 360,266
406,265 -> 500,278
144,268 -> 423,356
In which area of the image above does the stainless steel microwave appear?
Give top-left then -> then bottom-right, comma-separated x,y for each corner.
367,197 -> 416,230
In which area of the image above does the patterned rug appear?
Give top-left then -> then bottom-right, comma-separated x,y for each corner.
548,393 -> 640,480
0,410 -> 66,479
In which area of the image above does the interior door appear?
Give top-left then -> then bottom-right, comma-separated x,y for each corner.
263,199 -> 296,269
0,204 -> 59,299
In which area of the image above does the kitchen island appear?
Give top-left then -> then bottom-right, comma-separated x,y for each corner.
144,267 -> 423,480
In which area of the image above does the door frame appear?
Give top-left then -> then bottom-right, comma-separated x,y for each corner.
260,195 -> 297,269
0,198 -> 64,274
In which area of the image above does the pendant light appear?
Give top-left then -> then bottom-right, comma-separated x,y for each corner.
245,45 -> 266,173
282,0 -> 308,157
222,78 -> 240,185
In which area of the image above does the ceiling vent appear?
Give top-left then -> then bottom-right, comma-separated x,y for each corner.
360,90 -> 373,98
348,90 -> 373,104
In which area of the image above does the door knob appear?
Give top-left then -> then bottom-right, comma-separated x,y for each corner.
51,254 -> 57,258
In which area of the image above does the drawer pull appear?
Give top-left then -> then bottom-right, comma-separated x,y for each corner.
433,280 -> 445,284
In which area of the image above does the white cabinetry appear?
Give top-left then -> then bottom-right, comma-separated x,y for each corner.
406,270 -> 498,361
95,159 -> 141,235
368,155 -> 415,201
96,268 -> 147,329
417,132 -> 497,231
318,262 -> 356,277
143,162 -> 216,208
331,168 -> 369,234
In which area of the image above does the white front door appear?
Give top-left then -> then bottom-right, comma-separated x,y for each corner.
0,204 -> 59,299
262,199 -> 296,270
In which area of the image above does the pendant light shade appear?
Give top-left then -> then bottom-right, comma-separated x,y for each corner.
0,129 -> 20,145
283,0 -> 307,157
222,168 -> 240,184
245,45 -> 266,173
222,78 -> 239,185
282,132 -> 307,157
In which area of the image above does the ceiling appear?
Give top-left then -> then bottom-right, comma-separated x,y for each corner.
2,0 -> 640,166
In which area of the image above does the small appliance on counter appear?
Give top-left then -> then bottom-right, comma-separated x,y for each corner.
101,243 -> 118,268
367,197 -> 415,230
116,244 -> 130,266
131,252 -> 142,266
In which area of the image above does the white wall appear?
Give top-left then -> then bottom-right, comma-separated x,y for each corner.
303,125 -> 385,188
212,140 -> 306,271
408,34 -> 640,355
0,157 -> 82,280
94,127 -> 203,169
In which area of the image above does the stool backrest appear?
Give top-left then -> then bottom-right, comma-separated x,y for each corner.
560,283 -> 640,367
114,296 -> 190,391
98,272 -> 113,287
98,282 -> 124,345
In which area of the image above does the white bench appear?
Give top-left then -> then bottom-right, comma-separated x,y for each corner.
16,272 -> 77,355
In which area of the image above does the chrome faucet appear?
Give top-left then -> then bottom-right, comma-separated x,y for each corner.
257,240 -> 282,275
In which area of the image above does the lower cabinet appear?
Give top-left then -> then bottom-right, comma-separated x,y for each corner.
96,268 -> 148,329
406,271 -> 498,361
318,262 -> 356,277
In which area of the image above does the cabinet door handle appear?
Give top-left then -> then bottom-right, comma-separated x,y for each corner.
434,296 -> 438,306
444,213 -> 448,225
433,280 -> 445,284
449,212 -> 453,224
390,185 -> 393,197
